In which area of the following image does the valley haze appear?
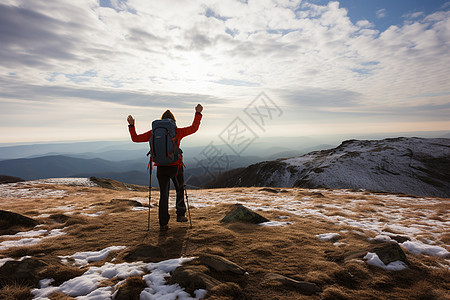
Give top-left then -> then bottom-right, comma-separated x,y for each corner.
1,134 -> 449,198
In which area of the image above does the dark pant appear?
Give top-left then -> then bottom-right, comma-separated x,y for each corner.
156,165 -> 186,226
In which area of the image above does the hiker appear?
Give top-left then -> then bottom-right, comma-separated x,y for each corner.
127,104 -> 203,231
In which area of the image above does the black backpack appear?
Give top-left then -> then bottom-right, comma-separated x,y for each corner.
148,119 -> 182,165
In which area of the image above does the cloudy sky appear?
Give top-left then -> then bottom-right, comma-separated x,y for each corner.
0,0 -> 449,145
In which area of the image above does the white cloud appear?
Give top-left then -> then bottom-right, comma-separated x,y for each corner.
404,11 -> 424,19
376,8 -> 387,19
0,0 -> 449,142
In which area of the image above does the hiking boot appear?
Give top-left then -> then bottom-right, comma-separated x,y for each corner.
160,225 -> 169,232
177,215 -> 188,222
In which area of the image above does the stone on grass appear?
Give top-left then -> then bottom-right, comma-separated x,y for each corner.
89,177 -> 147,191
220,204 -> 269,224
345,242 -> 410,266
0,210 -> 38,231
371,242 -> 409,265
259,188 -> 280,194
264,273 -> 320,295
110,199 -> 143,207
389,235 -> 410,244
169,265 -> 222,295
0,175 -> 24,184
199,254 -> 246,275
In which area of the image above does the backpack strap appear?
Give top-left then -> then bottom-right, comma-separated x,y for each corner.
165,131 -> 169,158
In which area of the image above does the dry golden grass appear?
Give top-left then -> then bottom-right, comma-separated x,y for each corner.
0,284 -> 33,300
39,264 -> 85,286
47,292 -> 76,300
0,184 -> 449,299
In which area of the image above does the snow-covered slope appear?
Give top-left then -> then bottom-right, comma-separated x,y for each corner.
207,137 -> 450,198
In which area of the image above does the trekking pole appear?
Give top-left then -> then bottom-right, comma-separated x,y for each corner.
147,159 -> 152,232
184,184 -> 193,228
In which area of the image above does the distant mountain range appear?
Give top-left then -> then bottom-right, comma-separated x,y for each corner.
205,137 -> 450,198
0,137 -> 332,187
1,136 -> 449,196
0,155 -> 141,181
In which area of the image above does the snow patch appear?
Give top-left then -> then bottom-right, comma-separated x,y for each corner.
60,246 -> 127,267
317,233 -> 340,241
2,229 -> 48,238
141,257 -> 201,300
0,185 -> 67,199
0,257 -> 14,267
34,256 -> 206,299
401,240 -> 450,258
368,235 -> 395,242
81,211 -> 104,217
259,221 -> 293,226
132,206 -> 149,211
0,229 -> 66,250
37,178 -> 98,187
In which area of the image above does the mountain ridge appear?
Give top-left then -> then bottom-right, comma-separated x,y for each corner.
205,137 -> 450,198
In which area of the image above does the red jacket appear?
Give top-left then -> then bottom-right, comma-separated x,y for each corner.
129,112 -> 202,166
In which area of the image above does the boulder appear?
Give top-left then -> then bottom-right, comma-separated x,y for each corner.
169,265 -> 222,295
0,175 -> 24,184
264,273 -> 320,295
0,210 -> 38,231
89,177 -> 147,192
199,254 -> 246,275
389,235 -> 410,244
345,242 -> 410,266
220,204 -> 269,224
259,188 -> 280,193
371,242 -> 409,265
110,199 -> 143,207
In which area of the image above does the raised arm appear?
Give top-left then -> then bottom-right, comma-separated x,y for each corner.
177,104 -> 203,140
127,115 -> 151,142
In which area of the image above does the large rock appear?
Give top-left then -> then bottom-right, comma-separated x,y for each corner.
169,265 -> 222,295
110,199 -> 143,207
0,175 -> 24,184
0,258 -> 48,288
199,254 -> 246,275
89,177 -> 147,192
258,188 -> 280,194
345,242 -> 410,266
264,273 -> 321,295
0,210 -> 38,232
220,204 -> 269,224
371,242 -> 410,265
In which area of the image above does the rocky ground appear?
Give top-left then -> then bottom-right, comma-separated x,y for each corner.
0,178 -> 449,299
